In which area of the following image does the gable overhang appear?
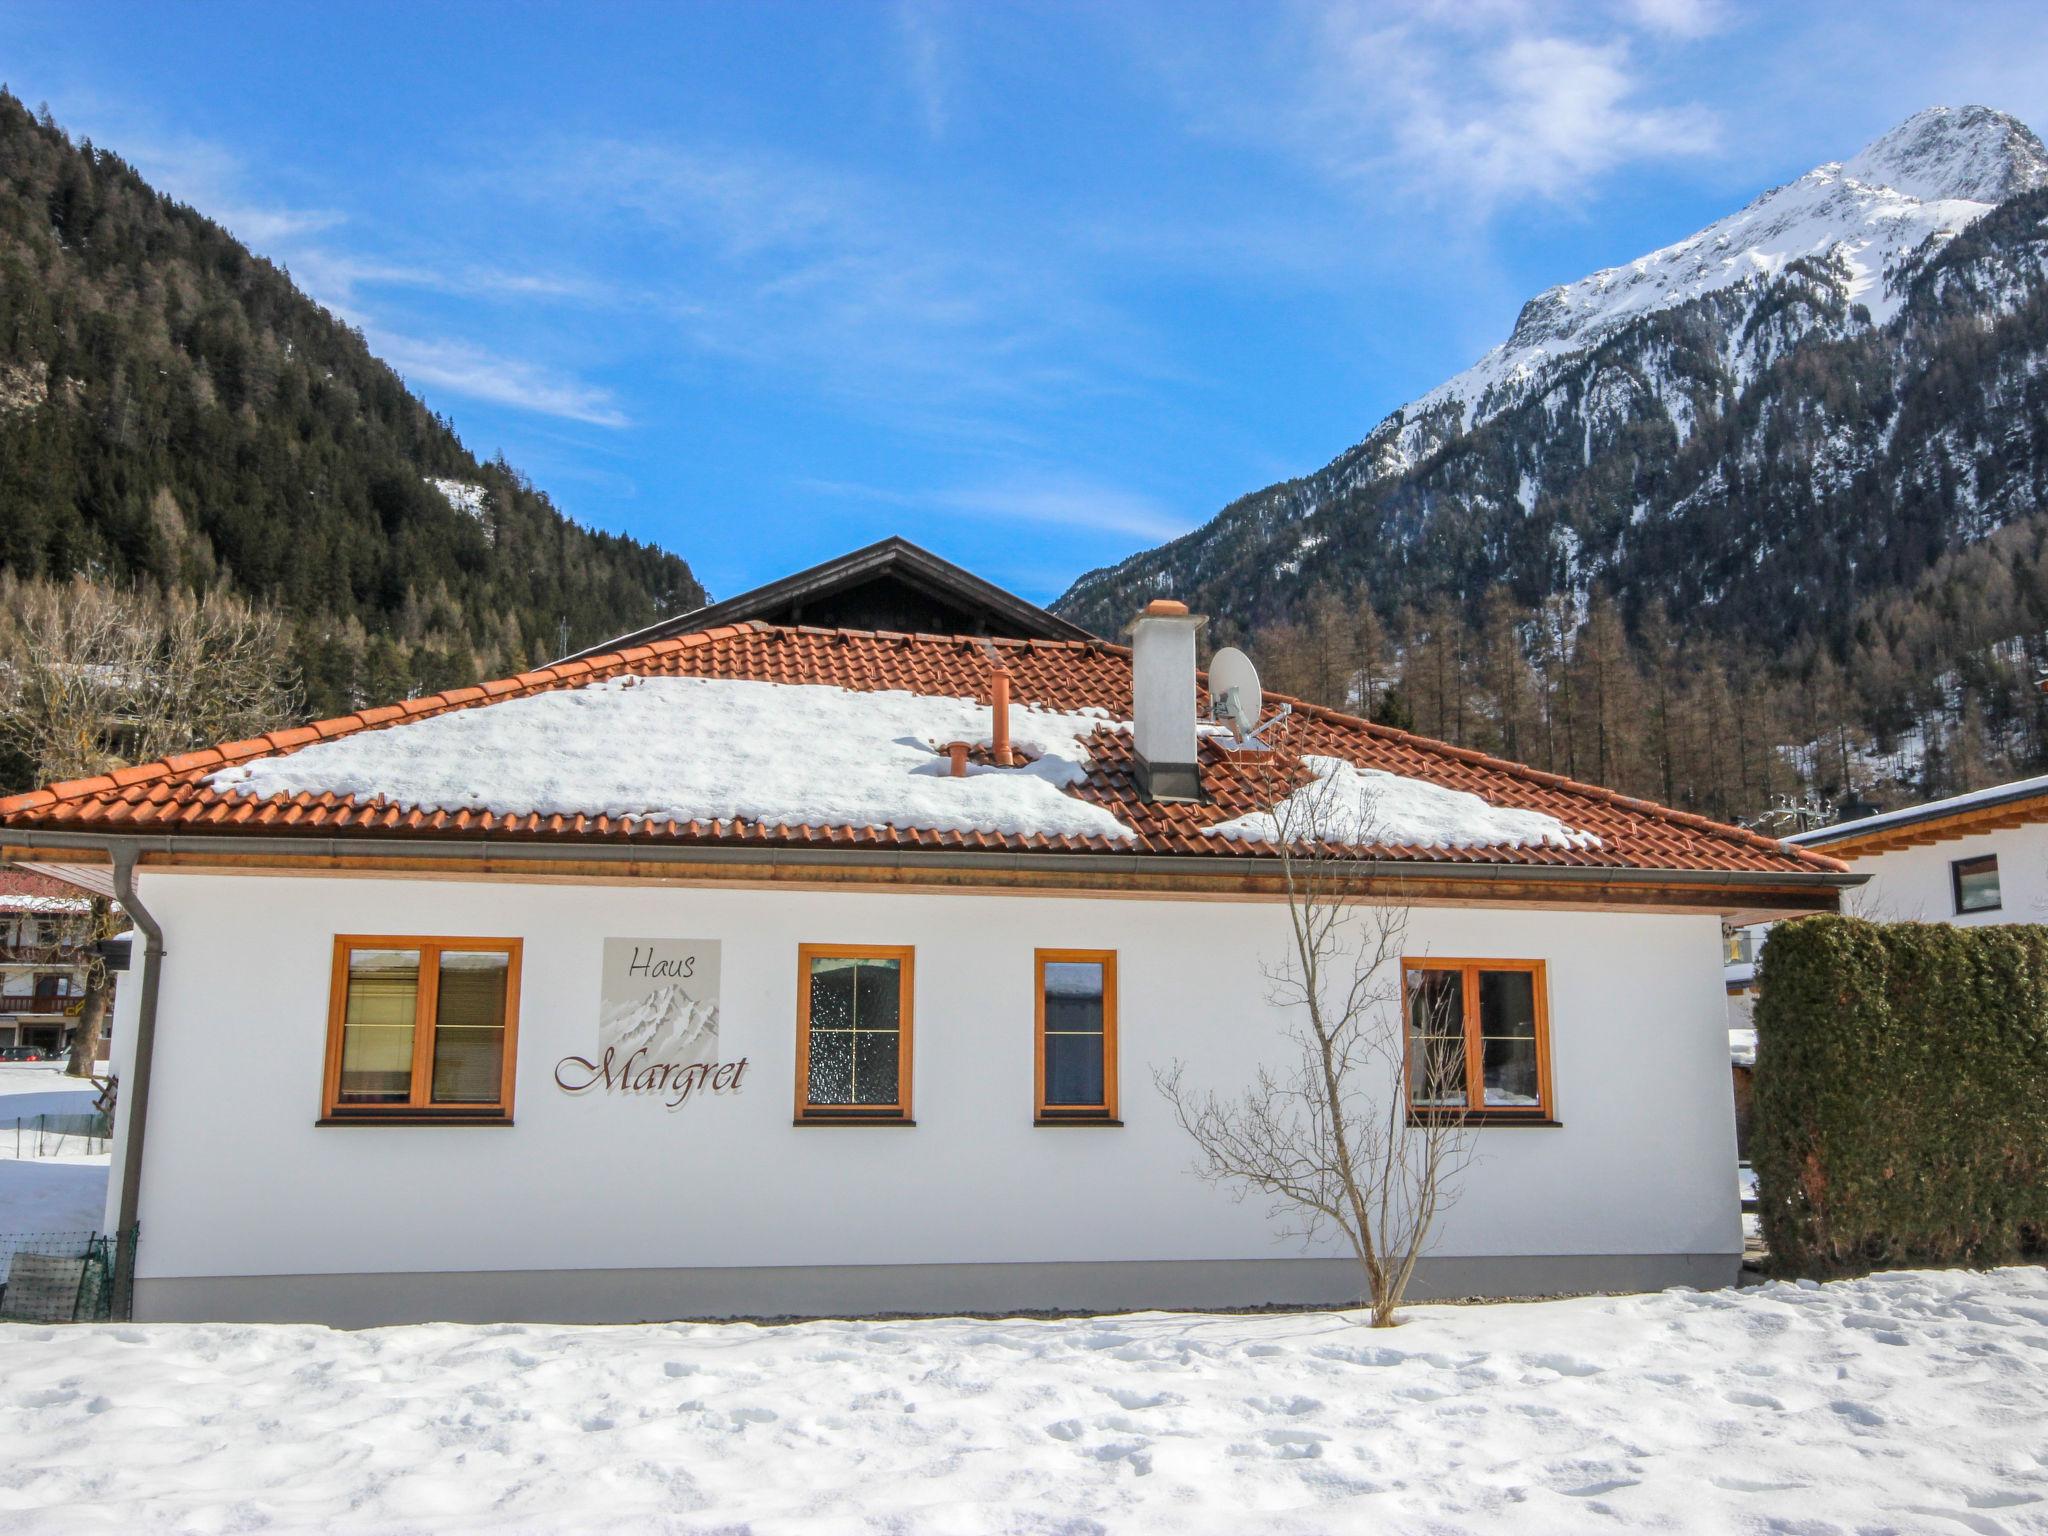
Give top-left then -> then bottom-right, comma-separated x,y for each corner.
565,536 -> 1094,660
2,825 -> 1862,918
1786,789 -> 2048,859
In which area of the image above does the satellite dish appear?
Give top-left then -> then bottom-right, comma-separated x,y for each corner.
1208,648 -> 1263,741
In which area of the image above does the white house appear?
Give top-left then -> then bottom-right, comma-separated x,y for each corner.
1784,774 -> 2048,925
1,546 -> 1855,1324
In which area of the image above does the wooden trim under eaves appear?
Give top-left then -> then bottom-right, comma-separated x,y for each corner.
1806,796 -> 2048,858
1,841 -> 1851,915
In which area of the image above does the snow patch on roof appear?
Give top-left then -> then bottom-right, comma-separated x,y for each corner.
206,675 -> 1138,843
1201,754 -> 1599,852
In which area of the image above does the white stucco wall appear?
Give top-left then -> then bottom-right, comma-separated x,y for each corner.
113,870 -> 1740,1285
1838,822 -> 2048,927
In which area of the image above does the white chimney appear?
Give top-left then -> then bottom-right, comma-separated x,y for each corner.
1127,598 -> 1206,803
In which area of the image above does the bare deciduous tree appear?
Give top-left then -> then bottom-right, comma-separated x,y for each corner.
0,574 -> 300,1076
1157,748 -> 1474,1327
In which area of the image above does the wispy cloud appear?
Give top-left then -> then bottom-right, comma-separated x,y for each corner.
374,333 -> 629,428
802,473 -> 1189,541
895,0 -> 954,139
1166,0 -> 1721,214
512,136 -> 1154,428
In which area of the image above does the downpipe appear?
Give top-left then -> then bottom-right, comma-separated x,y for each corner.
108,844 -> 164,1321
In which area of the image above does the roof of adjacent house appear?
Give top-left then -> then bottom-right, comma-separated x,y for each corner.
563,536 -> 1094,659
1784,773 -> 2048,856
0,868 -> 93,913
0,622 -> 1845,879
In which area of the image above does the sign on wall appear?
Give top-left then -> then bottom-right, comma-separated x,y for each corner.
554,939 -> 748,1107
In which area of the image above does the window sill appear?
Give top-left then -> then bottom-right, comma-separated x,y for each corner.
1407,1111 -> 1562,1129
317,1113 -> 514,1127
1034,1115 -> 1123,1127
792,1115 -> 916,1127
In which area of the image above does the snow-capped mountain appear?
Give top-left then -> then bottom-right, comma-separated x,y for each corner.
1421,106 -> 2046,431
1055,106 -> 2048,643
600,983 -> 718,1064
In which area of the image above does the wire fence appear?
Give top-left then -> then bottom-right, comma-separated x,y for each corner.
0,1228 -> 133,1322
5,1112 -> 113,1158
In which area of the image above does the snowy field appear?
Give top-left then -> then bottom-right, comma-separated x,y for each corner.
2,1267 -> 2045,1534
0,1065 -> 107,1236
0,1062 -> 98,1123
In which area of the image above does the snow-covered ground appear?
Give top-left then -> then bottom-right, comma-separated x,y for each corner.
0,1151 -> 107,1235
0,1067 -> 109,1236
0,1063 -> 98,1122
1,1267 -> 2043,1533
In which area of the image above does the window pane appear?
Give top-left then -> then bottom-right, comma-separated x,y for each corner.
1954,855 -> 2000,913
808,1028 -> 855,1105
1044,1031 -> 1105,1106
339,948 -> 419,1104
432,950 -> 509,1104
1478,970 -> 1537,1040
1481,1033 -> 1541,1106
807,956 -> 902,1108
1042,961 -> 1106,1107
853,958 -> 902,1033
852,1029 -> 901,1106
1406,969 -> 1467,1106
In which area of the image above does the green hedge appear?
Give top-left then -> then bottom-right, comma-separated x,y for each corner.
1752,914 -> 2048,1275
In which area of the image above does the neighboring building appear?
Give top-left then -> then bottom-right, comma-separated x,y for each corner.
563,535 -> 1095,660
0,868 -> 93,1055
1,555 -> 1855,1325
1784,774 -> 2048,925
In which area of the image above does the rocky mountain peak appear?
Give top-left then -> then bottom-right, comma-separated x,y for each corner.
1838,105 -> 2048,204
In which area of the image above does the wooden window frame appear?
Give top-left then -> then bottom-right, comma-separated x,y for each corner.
794,943 -> 915,1125
1400,957 -> 1556,1127
1034,949 -> 1120,1126
1951,853 -> 2002,915
321,935 -> 523,1125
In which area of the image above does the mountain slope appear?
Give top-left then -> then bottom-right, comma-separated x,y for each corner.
0,91 -> 704,715
1055,107 -> 2048,645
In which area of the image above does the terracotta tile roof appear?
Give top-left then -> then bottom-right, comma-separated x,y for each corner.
0,623 -> 1844,876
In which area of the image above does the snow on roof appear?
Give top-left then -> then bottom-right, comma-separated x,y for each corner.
207,675 -> 1139,843
0,894 -> 91,914
202,679 -> 1612,853
1202,755 -> 1598,852
1785,772 -> 2048,847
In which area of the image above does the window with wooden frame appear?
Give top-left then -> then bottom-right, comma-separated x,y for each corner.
796,944 -> 914,1123
1035,950 -> 1118,1124
1401,958 -> 1554,1125
1951,853 -> 2001,914
322,937 -> 522,1124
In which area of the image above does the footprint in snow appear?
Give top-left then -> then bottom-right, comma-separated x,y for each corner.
1562,1478 -> 1640,1498
1102,1387 -> 1181,1410
662,1361 -> 698,1378
1828,1399 -> 1885,1427
1722,1389 -> 1784,1410
1710,1474 -> 1811,1493
1527,1353 -> 1603,1377
728,1407 -> 779,1428
1260,1428 -> 1328,1460
1248,1394 -> 1323,1417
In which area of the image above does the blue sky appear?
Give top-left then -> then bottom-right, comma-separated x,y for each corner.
5,1 -> 2047,606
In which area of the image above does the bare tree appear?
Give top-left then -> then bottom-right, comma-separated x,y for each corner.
0,574 -> 300,1075
1157,748 -> 1473,1327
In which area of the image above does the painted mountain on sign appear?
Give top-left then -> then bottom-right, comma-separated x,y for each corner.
1054,106 -> 2048,650
600,984 -> 719,1066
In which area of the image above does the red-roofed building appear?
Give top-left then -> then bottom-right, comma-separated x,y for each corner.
0,551 -> 1857,1323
